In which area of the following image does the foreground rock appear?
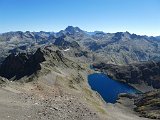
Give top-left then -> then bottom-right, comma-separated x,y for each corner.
0,46 -> 108,120
134,90 -> 160,119
0,48 -> 45,79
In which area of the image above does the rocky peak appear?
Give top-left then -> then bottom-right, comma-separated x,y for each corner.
112,32 -> 124,41
55,50 -> 64,61
0,48 -> 46,80
54,36 -> 80,49
24,31 -> 35,39
1,31 -> 24,40
123,31 -> 131,37
111,31 -> 148,41
32,48 -> 46,63
91,31 -> 107,40
130,33 -> 147,39
65,26 -> 84,34
94,31 -> 106,35
113,32 -> 131,40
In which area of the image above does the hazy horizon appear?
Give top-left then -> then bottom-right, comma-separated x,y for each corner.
1,26 -> 159,37
0,0 -> 160,36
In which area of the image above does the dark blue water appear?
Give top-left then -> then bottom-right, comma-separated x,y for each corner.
88,73 -> 139,103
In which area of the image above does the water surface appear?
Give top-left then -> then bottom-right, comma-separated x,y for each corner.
88,73 -> 138,103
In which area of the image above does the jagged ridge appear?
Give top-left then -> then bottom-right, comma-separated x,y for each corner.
0,46 -> 82,80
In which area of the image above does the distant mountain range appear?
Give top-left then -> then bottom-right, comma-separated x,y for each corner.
1,26 -> 160,64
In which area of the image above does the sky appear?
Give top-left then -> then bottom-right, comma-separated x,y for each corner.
0,0 -> 160,36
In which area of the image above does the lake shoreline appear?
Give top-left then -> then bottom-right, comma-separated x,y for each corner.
88,73 -> 139,103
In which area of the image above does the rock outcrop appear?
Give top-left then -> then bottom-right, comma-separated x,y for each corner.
54,35 -> 80,49
0,46 -> 82,80
0,48 -> 45,79
134,90 -> 160,119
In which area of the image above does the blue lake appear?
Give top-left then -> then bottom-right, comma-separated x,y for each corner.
88,73 -> 139,103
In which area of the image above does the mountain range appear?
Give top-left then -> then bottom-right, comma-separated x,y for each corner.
0,26 -> 160,120
1,26 -> 160,64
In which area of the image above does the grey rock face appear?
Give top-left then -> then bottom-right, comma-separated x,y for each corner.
0,45 -> 83,80
54,35 -> 80,49
0,48 -> 45,79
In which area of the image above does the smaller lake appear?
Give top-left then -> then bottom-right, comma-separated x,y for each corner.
88,73 -> 139,103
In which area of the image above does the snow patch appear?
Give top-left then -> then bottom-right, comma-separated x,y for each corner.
64,48 -> 70,51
